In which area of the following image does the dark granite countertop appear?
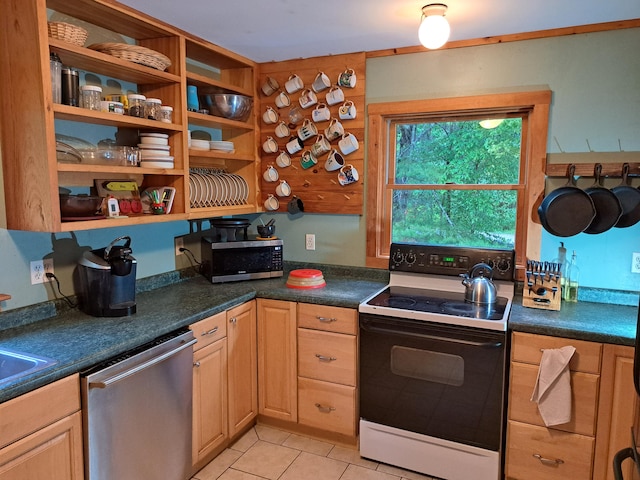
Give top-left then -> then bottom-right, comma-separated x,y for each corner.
1,263 -> 637,403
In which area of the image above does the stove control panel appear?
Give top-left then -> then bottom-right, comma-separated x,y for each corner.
389,243 -> 515,280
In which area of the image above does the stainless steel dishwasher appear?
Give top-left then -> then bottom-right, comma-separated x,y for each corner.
81,328 -> 196,480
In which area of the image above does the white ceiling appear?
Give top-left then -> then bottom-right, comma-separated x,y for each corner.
119,0 -> 640,63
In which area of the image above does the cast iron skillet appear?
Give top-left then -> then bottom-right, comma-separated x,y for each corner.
612,163 -> 640,228
538,164 -> 596,237
583,163 -> 622,234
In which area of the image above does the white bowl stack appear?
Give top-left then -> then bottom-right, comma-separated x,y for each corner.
139,133 -> 174,168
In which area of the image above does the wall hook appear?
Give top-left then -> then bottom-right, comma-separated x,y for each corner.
317,195 -> 325,200
618,139 -> 624,152
586,139 -> 594,152
553,136 -> 564,153
343,194 -> 351,200
330,179 -> 337,185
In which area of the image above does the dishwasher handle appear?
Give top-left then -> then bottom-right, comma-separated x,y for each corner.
89,337 -> 197,388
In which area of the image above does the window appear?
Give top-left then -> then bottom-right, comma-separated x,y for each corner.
366,91 -> 552,272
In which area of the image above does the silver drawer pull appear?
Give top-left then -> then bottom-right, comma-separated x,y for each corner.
202,326 -> 219,336
193,361 -> 201,367
315,354 -> 337,362
229,317 -> 237,324
316,316 -> 336,323
315,403 -> 336,413
533,454 -> 564,467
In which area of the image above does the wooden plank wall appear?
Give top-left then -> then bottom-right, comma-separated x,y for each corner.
258,52 -> 365,214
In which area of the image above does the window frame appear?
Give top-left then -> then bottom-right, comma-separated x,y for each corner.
366,90 -> 552,280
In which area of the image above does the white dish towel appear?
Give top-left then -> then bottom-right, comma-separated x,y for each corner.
530,346 -> 576,426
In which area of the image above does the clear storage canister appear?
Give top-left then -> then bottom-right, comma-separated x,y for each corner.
80,85 -> 102,111
145,98 -> 162,120
127,94 -> 146,118
50,53 -> 62,104
159,105 -> 173,123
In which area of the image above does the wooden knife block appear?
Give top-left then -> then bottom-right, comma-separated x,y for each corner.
522,277 -> 562,311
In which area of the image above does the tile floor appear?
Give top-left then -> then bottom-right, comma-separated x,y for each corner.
191,425 -> 438,480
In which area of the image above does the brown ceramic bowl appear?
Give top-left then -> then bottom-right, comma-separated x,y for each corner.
59,194 -> 103,217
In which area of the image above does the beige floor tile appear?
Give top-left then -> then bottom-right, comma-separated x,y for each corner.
279,451 -> 348,480
376,463 -> 436,480
229,428 -> 259,453
339,464 -> 402,480
255,424 -> 292,445
328,445 -> 379,470
282,433 -> 334,456
231,440 -> 300,480
192,448 -> 243,480
218,469 -> 264,480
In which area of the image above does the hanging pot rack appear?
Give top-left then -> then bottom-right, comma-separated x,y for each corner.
545,152 -> 640,177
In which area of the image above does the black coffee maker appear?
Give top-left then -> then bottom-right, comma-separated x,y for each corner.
76,236 -> 137,317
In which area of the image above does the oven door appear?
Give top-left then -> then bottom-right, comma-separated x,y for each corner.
359,313 -> 507,452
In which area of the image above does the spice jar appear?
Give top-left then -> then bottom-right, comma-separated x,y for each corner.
127,94 -> 146,118
80,85 -> 102,111
145,97 -> 162,120
159,106 -> 173,123
61,67 -> 79,106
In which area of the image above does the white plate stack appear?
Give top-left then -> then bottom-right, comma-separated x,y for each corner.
139,133 -> 174,168
210,140 -> 235,153
191,139 -> 210,151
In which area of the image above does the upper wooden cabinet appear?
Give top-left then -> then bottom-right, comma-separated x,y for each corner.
0,0 -> 259,232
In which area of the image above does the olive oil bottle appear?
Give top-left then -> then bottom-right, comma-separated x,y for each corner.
562,250 -> 579,302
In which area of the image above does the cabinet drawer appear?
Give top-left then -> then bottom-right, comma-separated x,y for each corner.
506,420 -> 594,480
298,328 -> 356,386
511,332 -> 602,374
297,303 -> 357,335
509,362 -> 599,436
190,311 -> 227,350
298,377 -> 356,436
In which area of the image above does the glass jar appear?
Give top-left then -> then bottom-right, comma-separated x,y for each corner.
80,85 -> 102,111
50,53 -> 62,104
159,105 -> 173,123
127,94 -> 146,118
145,97 -> 162,120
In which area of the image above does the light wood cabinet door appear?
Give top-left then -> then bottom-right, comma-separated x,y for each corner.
593,344 -> 636,480
191,311 -> 227,351
0,411 -> 84,480
192,337 -> 228,466
257,298 -> 297,422
227,300 -> 258,438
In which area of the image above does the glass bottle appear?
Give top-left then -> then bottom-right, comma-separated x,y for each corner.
562,251 -> 579,302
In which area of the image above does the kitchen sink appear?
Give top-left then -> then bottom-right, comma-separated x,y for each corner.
0,348 -> 57,386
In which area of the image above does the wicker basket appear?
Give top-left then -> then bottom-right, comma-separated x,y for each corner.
88,43 -> 172,71
47,22 -> 88,47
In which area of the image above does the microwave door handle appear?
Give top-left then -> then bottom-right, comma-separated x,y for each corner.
361,321 -> 502,348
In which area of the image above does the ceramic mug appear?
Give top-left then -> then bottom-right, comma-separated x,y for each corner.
300,150 -> 318,169
338,164 -> 359,186
276,150 -> 292,168
338,132 -> 359,155
263,165 -> 279,182
274,91 -> 291,109
261,76 -> 279,96
325,86 -> 345,106
287,196 -> 304,214
262,136 -> 278,154
312,71 -> 332,93
286,136 -> 304,154
312,103 -> 331,123
264,194 -> 279,211
338,68 -> 357,88
288,106 -> 305,125
297,119 -> 318,141
262,106 -> 279,124
324,149 -> 345,171
275,180 -> 292,197
338,101 -> 357,120
274,121 -> 290,138
298,89 -> 318,109
285,74 -> 304,94
310,134 -> 331,157
324,118 -> 345,141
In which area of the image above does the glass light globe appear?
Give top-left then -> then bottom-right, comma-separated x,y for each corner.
418,14 -> 450,50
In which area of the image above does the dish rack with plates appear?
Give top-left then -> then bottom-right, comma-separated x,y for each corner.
189,167 -> 250,209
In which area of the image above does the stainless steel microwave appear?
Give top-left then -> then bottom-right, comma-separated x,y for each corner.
200,237 -> 283,283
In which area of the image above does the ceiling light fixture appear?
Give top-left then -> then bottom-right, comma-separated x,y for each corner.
479,119 -> 505,129
418,3 -> 450,50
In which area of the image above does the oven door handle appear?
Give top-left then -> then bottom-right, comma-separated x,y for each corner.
360,321 -> 503,348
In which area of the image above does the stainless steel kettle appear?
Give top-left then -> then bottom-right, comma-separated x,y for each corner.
461,263 -> 497,305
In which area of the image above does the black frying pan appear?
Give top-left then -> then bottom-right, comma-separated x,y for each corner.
583,163 -> 622,234
612,163 -> 640,228
538,164 -> 596,237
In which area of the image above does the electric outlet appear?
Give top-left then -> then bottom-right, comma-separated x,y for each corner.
305,233 -> 316,250
175,237 -> 185,256
30,259 -> 54,285
632,252 -> 640,273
